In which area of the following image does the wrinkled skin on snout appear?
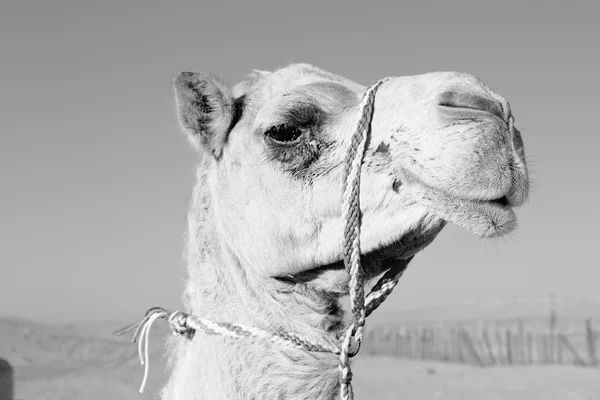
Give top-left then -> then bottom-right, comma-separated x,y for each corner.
174,64 -> 529,294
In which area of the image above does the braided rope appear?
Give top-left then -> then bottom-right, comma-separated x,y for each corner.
116,78 -> 409,399
365,257 -> 411,318
338,77 -> 391,399
114,307 -> 342,393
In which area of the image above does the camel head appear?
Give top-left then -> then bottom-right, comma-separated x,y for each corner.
173,63 -> 529,296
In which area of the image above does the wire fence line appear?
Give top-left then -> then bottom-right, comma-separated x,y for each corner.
363,317 -> 599,367
1,316 -> 597,400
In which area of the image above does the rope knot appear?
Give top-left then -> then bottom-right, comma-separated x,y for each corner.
340,324 -> 362,357
169,311 -> 195,339
339,366 -> 353,384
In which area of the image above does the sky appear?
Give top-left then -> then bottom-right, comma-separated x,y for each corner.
1,0 -> 599,324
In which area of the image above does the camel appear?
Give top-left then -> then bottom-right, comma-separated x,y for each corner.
159,63 -> 529,399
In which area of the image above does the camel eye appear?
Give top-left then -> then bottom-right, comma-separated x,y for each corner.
265,124 -> 303,143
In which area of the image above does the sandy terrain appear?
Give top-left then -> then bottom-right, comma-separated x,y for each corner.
1,317 -> 598,400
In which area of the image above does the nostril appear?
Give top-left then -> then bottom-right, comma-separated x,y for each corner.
438,90 -> 504,121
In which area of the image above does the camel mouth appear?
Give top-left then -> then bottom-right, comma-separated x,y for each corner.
407,178 -> 517,238
274,249 -> 408,286
488,195 -> 510,207
274,261 -> 345,284
274,256 -> 403,296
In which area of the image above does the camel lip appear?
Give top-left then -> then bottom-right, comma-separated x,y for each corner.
273,261 -> 345,284
430,190 -> 516,237
484,195 -> 510,208
441,201 -> 514,237
399,168 -> 515,207
399,172 -> 517,238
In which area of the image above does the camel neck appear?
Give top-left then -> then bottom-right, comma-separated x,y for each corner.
161,176 -> 344,399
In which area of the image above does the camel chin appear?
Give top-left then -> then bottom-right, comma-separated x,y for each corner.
396,168 -> 519,238
408,183 -> 517,238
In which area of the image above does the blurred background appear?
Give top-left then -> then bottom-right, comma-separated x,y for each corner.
1,1 -> 599,399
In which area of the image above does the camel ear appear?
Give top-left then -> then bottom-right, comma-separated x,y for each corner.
174,72 -> 234,158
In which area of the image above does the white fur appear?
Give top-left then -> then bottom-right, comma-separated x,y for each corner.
162,63 -> 529,399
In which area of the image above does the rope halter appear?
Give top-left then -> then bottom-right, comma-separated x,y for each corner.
116,77 -> 409,400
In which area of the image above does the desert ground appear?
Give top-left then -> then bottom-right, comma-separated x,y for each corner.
1,317 -> 599,400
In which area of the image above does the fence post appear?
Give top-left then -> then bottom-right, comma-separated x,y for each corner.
559,334 -> 587,366
549,306 -> 557,364
401,330 -> 408,358
460,329 -> 485,366
505,329 -> 513,365
495,326 -> 505,364
541,333 -> 550,364
526,331 -> 533,364
557,332 -> 564,365
0,358 -> 13,400
419,327 -> 427,360
517,320 -> 525,364
455,326 -> 465,363
412,328 -> 419,359
443,328 -> 451,361
481,327 -> 497,365
586,319 -> 597,366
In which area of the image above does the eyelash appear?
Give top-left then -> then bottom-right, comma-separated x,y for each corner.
264,123 -> 322,169
264,124 -> 304,143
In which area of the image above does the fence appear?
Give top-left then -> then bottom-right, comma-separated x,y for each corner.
363,318 -> 599,367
